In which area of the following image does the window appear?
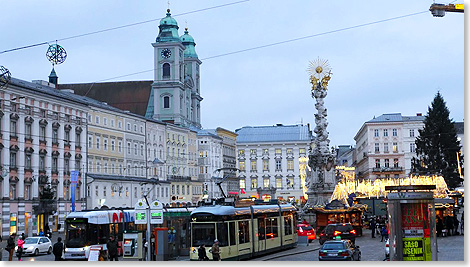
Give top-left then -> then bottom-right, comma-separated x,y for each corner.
410,143 -> 416,153
76,132 -> 81,147
103,186 -> 107,197
52,128 -> 58,143
96,137 -> 100,150
384,143 -> 389,153
103,117 -> 107,126
263,160 -> 269,171
263,148 -> 269,155
111,140 -> 115,151
238,150 -> 245,156
118,121 -> 122,129
104,139 -> 108,151
172,185 -> 175,195
250,149 -> 257,155
250,160 -> 257,171
251,178 -> 257,190
394,158 -> 399,168
127,142 -> 131,154
284,216 -> 293,235
286,148 -> 293,154
88,136 -> 93,148
239,161 -> 245,171
25,154 -> 32,169
95,116 -> 100,124
52,157 -> 58,172
10,184 -> 16,199
119,141 -> 122,153
163,63 -> 170,78
287,160 -> 294,170
95,186 -> 99,197
40,125 -> 46,141
10,151 -> 17,168
392,129 -> 397,136
163,96 -> 170,109
393,142 -> 398,153
276,178 -> 282,188
375,143 -> 380,153
39,155 -> 45,171
263,178 -> 270,188
64,158 -> 70,173
383,129 -> 388,137
287,177 -> 294,189
384,159 -> 390,168
134,144 -> 138,155
238,221 -> 250,244
182,185 -> 185,195
275,148 -> 281,155
134,187 -> 137,198
410,129 -> 415,137
111,119 -> 114,127
127,123 -> 131,130
299,148 -> 306,154
374,129 -> 379,137
140,144 -> 144,156
275,159 -> 282,171
10,120 -> 17,136
375,159 -> 380,168
240,179 -> 246,189
134,125 -> 137,132
25,123 -> 32,139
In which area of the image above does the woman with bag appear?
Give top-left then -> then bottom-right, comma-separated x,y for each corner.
17,236 -> 25,261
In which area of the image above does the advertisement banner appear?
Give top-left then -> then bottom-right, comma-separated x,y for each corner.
70,170 -> 79,212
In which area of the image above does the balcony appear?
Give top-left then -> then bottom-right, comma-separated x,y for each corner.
372,167 -> 403,173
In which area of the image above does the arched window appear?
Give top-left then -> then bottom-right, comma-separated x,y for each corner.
163,63 -> 170,78
163,96 -> 170,108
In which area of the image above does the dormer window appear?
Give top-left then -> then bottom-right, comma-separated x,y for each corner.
163,96 -> 170,109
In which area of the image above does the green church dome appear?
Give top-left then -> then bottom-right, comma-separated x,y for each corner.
156,9 -> 181,43
180,28 -> 198,58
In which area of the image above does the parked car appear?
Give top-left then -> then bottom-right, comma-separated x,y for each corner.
297,224 -> 316,242
15,237 -> 53,256
318,240 -> 361,261
319,223 -> 357,245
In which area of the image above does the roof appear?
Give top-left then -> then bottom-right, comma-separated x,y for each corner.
87,173 -> 169,184
58,80 -> 153,116
235,124 -> 312,143
367,113 -> 425,123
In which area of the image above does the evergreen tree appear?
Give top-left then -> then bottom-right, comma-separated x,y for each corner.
411,92 -> 463,189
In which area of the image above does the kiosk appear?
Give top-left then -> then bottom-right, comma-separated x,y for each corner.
385,185 -> 437,261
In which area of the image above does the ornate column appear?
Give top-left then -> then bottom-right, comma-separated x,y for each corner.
305,58 -> 337,209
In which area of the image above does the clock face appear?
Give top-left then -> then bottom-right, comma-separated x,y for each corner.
161,48 -> 171,59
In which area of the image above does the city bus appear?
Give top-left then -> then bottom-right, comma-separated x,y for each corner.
190,203 -> 297,260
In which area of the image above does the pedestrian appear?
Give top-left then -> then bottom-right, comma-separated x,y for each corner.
461,211 -> 464,234
446,216 -> 454,236
39,229 -> 44,237
17,236 -> 24,261
198,244 -> 208,261
211,239 -> 220,261
53,237 -> 64,261
107,236 -> 119,261
437,217 -> 443,237
381,226 -> 388,242
453,216 -> 460,235
370,218 -> 376,238
6,234 -> 15,261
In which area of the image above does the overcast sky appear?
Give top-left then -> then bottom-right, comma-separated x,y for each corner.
1,0 -> 465,147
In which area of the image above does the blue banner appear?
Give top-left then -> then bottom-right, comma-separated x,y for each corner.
70,170 -> 79,212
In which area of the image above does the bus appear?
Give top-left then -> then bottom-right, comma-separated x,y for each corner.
190,203 -> 297,260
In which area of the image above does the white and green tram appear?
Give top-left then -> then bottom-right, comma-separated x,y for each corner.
190,203 -> 297,260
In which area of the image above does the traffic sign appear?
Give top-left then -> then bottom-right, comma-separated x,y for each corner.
135,211 -> 147,224
150,199 -> 164,224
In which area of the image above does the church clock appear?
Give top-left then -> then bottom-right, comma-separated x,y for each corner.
161,48 -> 172,58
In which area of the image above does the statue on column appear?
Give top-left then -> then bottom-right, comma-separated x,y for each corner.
304,58 -> 337,209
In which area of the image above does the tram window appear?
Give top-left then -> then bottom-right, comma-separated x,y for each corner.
265,218 -> 278,239
284,216 -> 293,235
258,218 -> 266,240
192,223 -> 215,247
238,221 -> 250,244
229,222 -> 236,246
216,222 -> 228,247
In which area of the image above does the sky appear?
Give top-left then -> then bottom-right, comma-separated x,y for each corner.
1,0 -> 465,147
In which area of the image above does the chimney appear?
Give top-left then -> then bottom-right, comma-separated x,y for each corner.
48,67 -> 58,88
416,113 -> 422,116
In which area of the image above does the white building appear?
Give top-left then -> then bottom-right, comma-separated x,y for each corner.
235,124 -> 312,202
354,113 -> 425,180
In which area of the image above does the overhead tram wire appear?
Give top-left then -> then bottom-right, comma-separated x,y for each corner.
0,0 -> 249,55
81,9 -> 431,84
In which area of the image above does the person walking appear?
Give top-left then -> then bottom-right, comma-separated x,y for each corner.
211,239 -> 220,261
461,211 -> 464,234
198,244 -> 208,261
437,216 -> 443,237
6,235 -> 15,261
370,218 -> 376,238
107,236 -> 119,261
53,237 -> 64,261
16,236 -> 24,261
380,226 -> 388,242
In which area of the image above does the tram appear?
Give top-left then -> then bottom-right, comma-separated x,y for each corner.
190,203 -> 297,260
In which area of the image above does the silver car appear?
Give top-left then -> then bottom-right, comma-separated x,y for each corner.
15,237 -> 53,256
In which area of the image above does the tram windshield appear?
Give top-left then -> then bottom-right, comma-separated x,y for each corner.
192,223 -> 216,247
66,222 -> 87,248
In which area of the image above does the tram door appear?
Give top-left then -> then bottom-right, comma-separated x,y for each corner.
258,218 -> 266,252
237,220 -> 252,258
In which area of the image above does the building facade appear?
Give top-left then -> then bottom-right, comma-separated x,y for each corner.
1,78 -> 88,237
354,113 -> 425,180
235,124 -> 313,202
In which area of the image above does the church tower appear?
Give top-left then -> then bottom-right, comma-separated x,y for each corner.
147,9 -> 202,128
